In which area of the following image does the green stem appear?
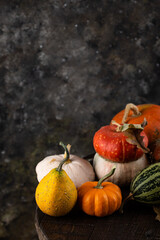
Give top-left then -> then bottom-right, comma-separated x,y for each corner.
57,141 -> 70,172
95,166 -> 116,189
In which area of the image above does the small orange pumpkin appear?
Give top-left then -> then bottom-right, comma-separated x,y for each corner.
78,167 -> 122,217
112,103 -> 160,146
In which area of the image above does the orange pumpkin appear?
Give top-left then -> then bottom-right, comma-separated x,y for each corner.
93,123 -> 148,163
78,167 -> 122,217
151,139 -> 160,162
112,103 -> 160,147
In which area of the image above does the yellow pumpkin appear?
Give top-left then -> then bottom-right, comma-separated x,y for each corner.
35,142 -> 77,217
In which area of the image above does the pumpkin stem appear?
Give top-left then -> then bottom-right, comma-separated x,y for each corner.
64,144 -> 71,159
119,192 -> 134,214
122,103 -> 141,124
95,166 -> 116,189
111,120 -> 122,132
57,142 -> 70,172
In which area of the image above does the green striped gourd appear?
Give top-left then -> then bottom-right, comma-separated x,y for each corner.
130,162 -> 160,204
120,163 -> 160,212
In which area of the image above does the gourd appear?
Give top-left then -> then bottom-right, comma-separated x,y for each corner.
111,103 -> 160,149
93,123 -> 148,163
120,162 -> 160,212
36,143 -> 95,188
35,142 -> 77,217
78,166 -> 122,217
93,153 -> 148,186
93,121 -> 149,186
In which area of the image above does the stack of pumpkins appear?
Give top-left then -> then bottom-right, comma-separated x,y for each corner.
35,103 -> 160,218
93,103 -> 160,186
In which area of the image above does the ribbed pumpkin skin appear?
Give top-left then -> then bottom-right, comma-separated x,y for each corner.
78,181 -> 122,217
36,154 -> 95,188
93,124 -> 148,163
130,162 -> 160,204
112,104 -> 160,146
93,153 -> 149,186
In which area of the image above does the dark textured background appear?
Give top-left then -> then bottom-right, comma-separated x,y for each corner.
0,0 -> 160,239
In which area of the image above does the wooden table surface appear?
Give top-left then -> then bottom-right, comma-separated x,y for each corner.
35,188 -> 160,240
35,155 -> 160,240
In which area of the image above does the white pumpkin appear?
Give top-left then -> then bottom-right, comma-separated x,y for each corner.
93,153 -> 149,186
36,144 -> 95,188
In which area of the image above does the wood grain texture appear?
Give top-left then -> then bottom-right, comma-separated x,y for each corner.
35,187 -> 160,240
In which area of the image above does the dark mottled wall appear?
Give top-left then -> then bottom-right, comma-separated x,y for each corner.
0,0 -> 160,239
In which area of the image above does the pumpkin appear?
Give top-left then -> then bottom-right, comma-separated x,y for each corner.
111,103 -> 160,147
93,153 -> 149,186
35,143 -> 77,217
93,121 -> 149,185
78,166 -> 122,217
93,122 -> 148,163
151,139 -> 160,162
36,142 -> 95,188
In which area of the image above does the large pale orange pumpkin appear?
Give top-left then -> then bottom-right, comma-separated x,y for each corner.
111,103 -> 160,147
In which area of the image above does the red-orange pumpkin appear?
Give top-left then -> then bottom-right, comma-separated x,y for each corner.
111,103 -> 160,147
93,123 -> 148,163
78,167 -> 122,217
